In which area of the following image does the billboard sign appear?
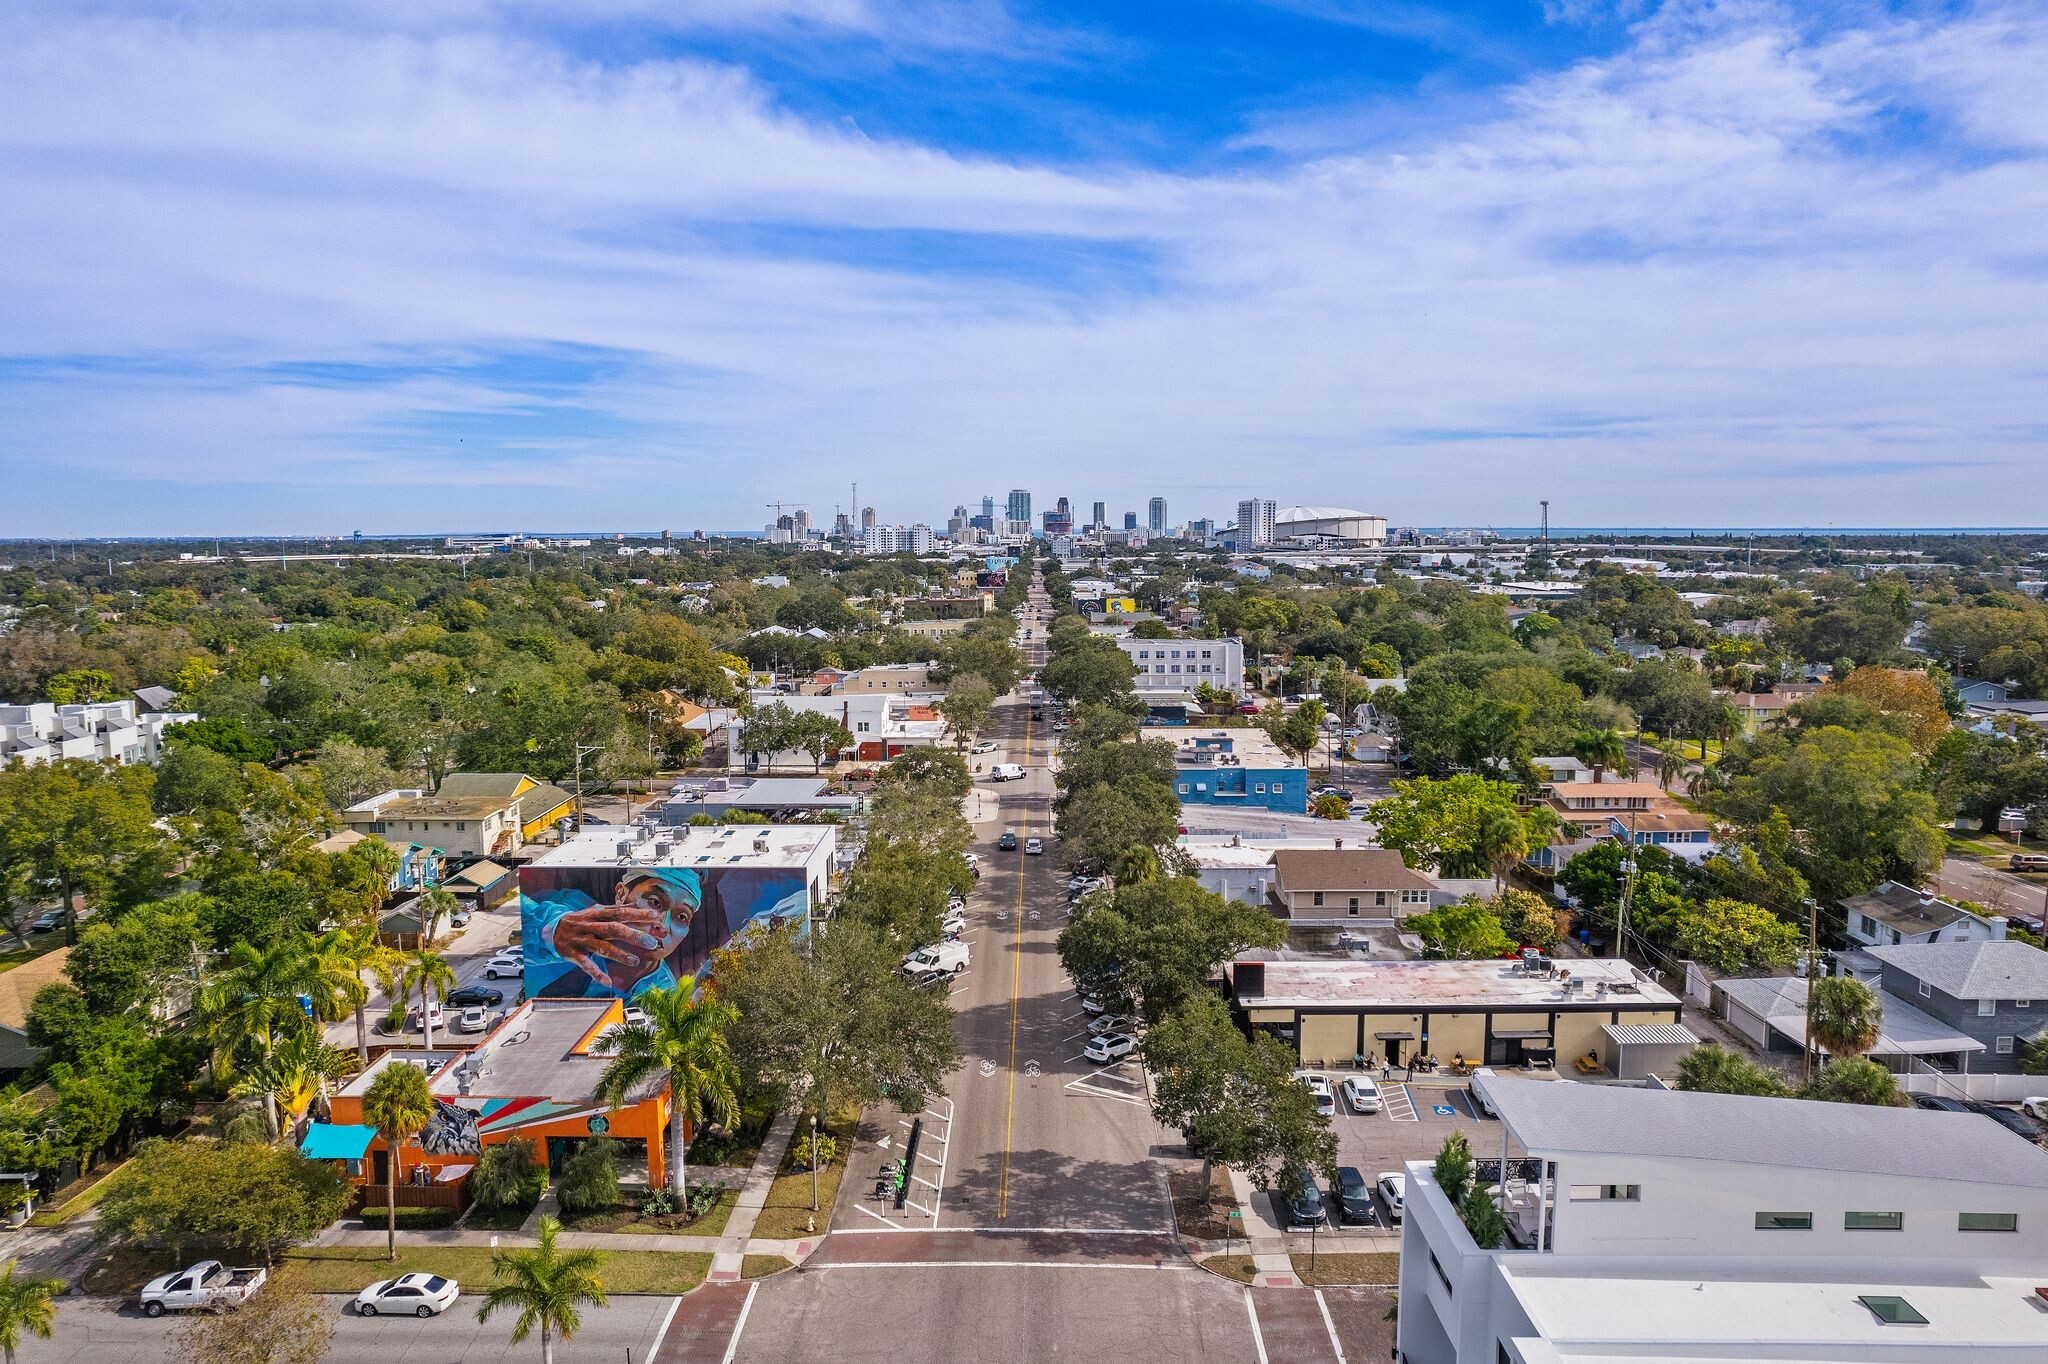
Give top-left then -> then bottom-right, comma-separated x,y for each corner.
519,862 -> 809,1000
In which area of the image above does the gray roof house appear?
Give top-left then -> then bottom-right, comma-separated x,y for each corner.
1865,941 -> 2048,1073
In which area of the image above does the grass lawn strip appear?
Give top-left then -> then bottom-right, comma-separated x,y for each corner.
1291,1252 -> 1400,1286
740,1255 -> 792,1279
1201,1255 -> 1256,1284
286,1246 -> 710,1295
750,1107 -> 856,1241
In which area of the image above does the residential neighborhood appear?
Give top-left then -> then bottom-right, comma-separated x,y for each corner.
2,520 -> 2048,1364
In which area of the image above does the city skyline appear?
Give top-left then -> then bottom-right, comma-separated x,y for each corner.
6,2 -> 2047,536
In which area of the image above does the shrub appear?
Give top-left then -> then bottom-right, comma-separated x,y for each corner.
470,1138 -> 542,1212
638,1187 -> 678,1218
359,1206 -> 458,1231
788,1132 -> 839,1172
555,1136 -> 621,1215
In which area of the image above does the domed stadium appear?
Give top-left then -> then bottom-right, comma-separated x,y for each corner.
1272,506 -> 1388,544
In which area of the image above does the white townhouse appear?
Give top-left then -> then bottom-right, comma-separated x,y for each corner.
1114,637 -> 1245,697
1398,1077 -> 2048,1364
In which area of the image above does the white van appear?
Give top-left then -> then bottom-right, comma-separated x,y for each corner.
904,942 -> 970,975
988,763 -> 1026,782
1467,1067 -> 1502,1119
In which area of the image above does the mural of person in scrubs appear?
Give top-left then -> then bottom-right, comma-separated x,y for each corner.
524,865 -> 808,999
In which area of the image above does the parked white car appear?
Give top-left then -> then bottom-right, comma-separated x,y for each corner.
1084,1032 -> 1137,1064
457,1006 -> 490,1034
355,1273 -> 460,1318
482,953 -> 524,980
972,741 -> 998,754
1377,1171 -> 1406,1222
139,1261 -> 266,1317
1339,1076 -> 1383,1114
1296,1071 -> 1336,1117
2023,1097 -> 2048,1122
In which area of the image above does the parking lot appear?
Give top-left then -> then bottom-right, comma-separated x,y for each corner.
1246,1071 -> 1505,1240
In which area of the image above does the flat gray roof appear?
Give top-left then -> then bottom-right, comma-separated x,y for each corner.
1487,1075 -> 2048,1188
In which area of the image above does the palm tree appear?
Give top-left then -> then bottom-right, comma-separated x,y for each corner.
308,923 -> 399,1066
362,1060 -> 436,1261
394,949 -> 456,1050
414,886 -> 459,950
476,1215 -> 607,1364
1651,739 -> 1688,792
0,1262 -> 57,1364
230,1023 -> 355,1140
1809,975 -> 1884,1062
1478,806 -> 1530,893
1572,727 -> 1627,782
199,938 -> 321,1139
593,986 -> 740,1200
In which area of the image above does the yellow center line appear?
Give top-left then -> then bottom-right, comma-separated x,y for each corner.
996,696 -> 1032,1220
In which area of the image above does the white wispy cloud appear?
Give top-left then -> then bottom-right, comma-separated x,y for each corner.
1,0 -> 2044,532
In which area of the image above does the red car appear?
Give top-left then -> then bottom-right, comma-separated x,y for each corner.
1236,702 -> 1261,715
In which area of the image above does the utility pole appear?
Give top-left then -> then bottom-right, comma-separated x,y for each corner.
572,743 -> 606,831
1801,897 -> 1820,1084
1614,814 -> 1641,961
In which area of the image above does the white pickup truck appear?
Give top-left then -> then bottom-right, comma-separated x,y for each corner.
139,1260 -> 267,1316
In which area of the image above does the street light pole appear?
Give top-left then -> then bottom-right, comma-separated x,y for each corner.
573,743 -> 606,831
1801,896 -> 1820,1085
810,1112 -> 820,1211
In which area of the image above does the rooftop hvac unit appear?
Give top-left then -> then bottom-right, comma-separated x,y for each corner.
653,840 -> 673,859
754,836 -> 771,853
614,838 -> 636,859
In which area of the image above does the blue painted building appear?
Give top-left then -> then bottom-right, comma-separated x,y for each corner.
1171,728 -> 1308,815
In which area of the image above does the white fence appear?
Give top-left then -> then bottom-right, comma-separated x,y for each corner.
1897,1061 -> 2045,1104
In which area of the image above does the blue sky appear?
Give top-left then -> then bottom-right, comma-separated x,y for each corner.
2,0 -> 2044,534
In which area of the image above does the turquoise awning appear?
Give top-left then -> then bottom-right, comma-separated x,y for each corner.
300,1122 -> 376,1160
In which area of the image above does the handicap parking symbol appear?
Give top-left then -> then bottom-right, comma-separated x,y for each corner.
1432,1104 -> 1455,1117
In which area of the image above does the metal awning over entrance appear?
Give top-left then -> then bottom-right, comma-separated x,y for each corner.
1491,1029 -> 1553,1040
1373,1030 -> 1417,1040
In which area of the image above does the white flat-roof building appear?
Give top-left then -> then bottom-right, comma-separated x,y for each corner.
1398,1078 -> 2048,1364
0,698 -> 196,767
1116,637 -> 1245,696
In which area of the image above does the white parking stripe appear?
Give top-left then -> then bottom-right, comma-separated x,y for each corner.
1382,1085 -> 1419,1122
718,1283 -> 758,1364
1315,1289 -> 1349,1363
1244,1289 -> 1269,1364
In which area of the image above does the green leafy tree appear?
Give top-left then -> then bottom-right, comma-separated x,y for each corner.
97,1138 -> 350,1265
594,986 -> 741,1200
1800,1057 -> 1905,1106
711,921 -> 958,1115
1057,878 -> 1282,1023
1365,775 -> 1525,876
938,673 -> 996,748
229,1027 -> 354,1138
1490,888 -> 1562,951
1670,898 -> 1801,974
1673,1043 -> 1791,1097
0,1263 -> 57,1364
1143,995 -> 1336,1202
1570,727 -> 1627,780
362,1061 -> 436,1261
308,922 -> 399,1066
1403,896 -> 1514,960
476,1215 -> 608,1364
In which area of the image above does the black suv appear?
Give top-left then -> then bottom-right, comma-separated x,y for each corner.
997,831 -> 1019,850
446,984 -> 505,1009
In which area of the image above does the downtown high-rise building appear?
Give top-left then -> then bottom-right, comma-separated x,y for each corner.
1236,498 -> 1276,547
1147,497 -> 1167,534
1006,489 -> 1032,525
1123,511 -> 1138,530
861,505 -> 878,530
1091,500 -> 1106,530
981,494 -> 997,521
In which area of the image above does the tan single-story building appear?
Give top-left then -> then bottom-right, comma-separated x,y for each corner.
1229,955 -> 1686,1073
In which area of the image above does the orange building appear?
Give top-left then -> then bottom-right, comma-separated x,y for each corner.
318,998 -> 678,1188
